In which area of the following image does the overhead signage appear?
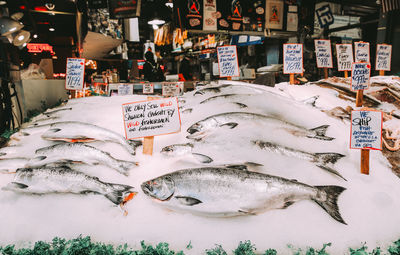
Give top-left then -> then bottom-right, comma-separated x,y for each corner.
350,110 -> 382,150
122,97 -> 181,140
351,62 -> 371,91
179,0 -> 203,30
108,0 -> 141,19
143,83 -> 154,94
118,84 -> 133,95
228,0 -> 243,31
283,43 -> 303,74
265,0 -> 284,30
314,39 -> 333,68
315,4 -> 334,28
217,45 -> 240,77
65,58 -> 85,90
354,41 -> 370,63
314,15 -> 361,39
162,82 -> 182,97
27,43 -> 55,55
203,0 -> 217,31
375,44 -> 392,71
336,44 -> 353,71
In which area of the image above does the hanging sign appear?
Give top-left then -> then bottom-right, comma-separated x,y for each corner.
108,0 -> 141,19
203,0 -> 217,30
228,0 -> 243,31
122,97 -> 181,139
350,110 -> 382,150
162,82 -> 182,96
217,45 -> 240,77
375,44 -> 392,71
351,62 -> 371,91
265,0 -> 283,30
118,84 -> 133,95
143,83 -> 154,94
283,43 -> 303,74
315,4 -> 334,28
354,41 -> 370,63
181,0 -> 203,30
336,44 -> 353,71
65,58 -> 85,90
314,39 -> 333,68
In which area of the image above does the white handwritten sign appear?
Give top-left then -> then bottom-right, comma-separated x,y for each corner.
143,83 -> 154,94
118,84 -> 133,95
283,44 -> 303,74
351,62 -> 371,91
65,58 -> 85,90
350,110 -> 382,150
336,44 -> 353,71
375,44 -> 392,71
354,41 -> 370,63
314,39 -> 333,68
217,45 -> 240,77
162,82 -> 182,97
122,97 -> 181,140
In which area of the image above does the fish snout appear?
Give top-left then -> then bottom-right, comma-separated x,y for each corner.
141,182 -> 153,195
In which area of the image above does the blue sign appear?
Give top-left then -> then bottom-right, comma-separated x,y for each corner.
316,5 -> 334,28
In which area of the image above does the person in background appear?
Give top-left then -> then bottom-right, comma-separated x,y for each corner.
179,55 -> 192,81
143,50 -> 165,82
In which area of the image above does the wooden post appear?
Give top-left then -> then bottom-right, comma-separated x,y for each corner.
143,96 -> 158,155
379,70 -> 385,76
361,149 -> 370,175
344,71 -> 348,78
289,73 -> 295,85
356,90 -> 364,107
323,68 -> 329,79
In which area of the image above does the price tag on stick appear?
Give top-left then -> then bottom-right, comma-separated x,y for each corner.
65,58 -> 85,90
375,44 -> 392,75
217,45 -> 240,78
351,62 -> 371,91
354,41 -> 370,63
283,43 -> 303,84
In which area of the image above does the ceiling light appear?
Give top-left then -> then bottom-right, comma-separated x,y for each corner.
12,30 -> 30,46
152,24 -> 159,30
22,43 -> 27,47
148,18 -> 165,25
33,34 -> 38,38
49,27 -> 55,31
0,1 -> 6,5
165,0 -> 173,8
0,18 -> 24,36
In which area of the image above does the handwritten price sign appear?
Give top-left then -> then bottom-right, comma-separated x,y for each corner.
118,84 -> 133,95
375,44 -> 392,71
350,110 -> 382,150
122,97 -> 181,140
65,58 -> 85,90
354,41 -> 370,63
217,45 -> 240,77
143,83 -> 154,94
314,39 -> 333,68
351,62 -> 371,91
283,44 -> 303,74
336,44 -> 353,71
162,82 -> 182,97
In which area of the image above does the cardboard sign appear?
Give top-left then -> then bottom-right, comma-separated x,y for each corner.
336,44 -> 353,71
118,84 -> 133,95
122,97 -> 181,140
350,110 -> 382,150
65,58 -> 85,90
143,83 -> 154,94
375,44 -> 392,71
162,82 -> 182,97
217,45 -> 240,77
354,41 -> 370,63
351,62 -> 371,91
283,43 -> 303,74
314,39 -> 333,68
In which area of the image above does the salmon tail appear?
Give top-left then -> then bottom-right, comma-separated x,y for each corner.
117,160 -> 138,175
313,185 -> 347,224
308,125 -> 335,140
105,183 -> 135,205
313,153 -> 345,165
317,165 -> 347,181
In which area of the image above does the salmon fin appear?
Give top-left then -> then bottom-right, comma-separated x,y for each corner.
233,102 -> 248,108
105,185 -> 134,205
313,185 -> 347,224
192,153 -> 213,163
238,209 -> 256,215
317,165 -> 347,181
281,201 -> 295,209
223,164 -> 248,171
175,196 -> 202,206
313,153 -> 345,165
220,122 -> 238,129
308,125 -> 335,140
48,128 -> 61,133
4,182 -> 29,191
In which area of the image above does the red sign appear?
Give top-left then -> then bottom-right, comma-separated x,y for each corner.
27,43 -> 55,55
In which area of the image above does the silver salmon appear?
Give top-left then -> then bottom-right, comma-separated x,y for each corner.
3,166 -> 137,205
193,84 -> 264,96
141,167 -> 346,224
28,143 -> 138,175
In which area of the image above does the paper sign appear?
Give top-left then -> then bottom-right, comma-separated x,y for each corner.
203,0 -> 217,31
143,83 -> 154,94
314,39 -> 333,68
122,97 -> 181,140
354,41 -> 370,63
162,82 -> 182,97
217,45 -> 240,77
118,84 -> 133,95
336,44 -> 353,71
375,44 -> 392,71
351,62 -> 371,91
65,58 -> 85,90
283,44 -> 303,74
350,110 -> 382,150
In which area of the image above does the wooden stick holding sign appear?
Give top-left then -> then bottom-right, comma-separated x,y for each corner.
376,43 -> 392,77
314,39 -> 333,79
283,43 -> 303,85
351,62 -> 372,174
122,97 -> 181,156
